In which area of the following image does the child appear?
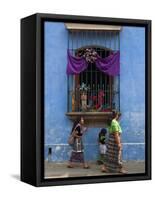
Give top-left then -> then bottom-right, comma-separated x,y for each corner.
97,128 -> 107,165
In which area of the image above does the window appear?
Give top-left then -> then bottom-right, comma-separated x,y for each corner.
74,46 -> 113,112
65,24 -> 121,125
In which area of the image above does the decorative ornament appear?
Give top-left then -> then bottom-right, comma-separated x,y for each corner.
79,83 -> 90,111
79,82 -> 90,92
83,48 -> 98,63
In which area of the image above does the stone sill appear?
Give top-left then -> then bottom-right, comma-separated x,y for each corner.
66,112 -> 112,127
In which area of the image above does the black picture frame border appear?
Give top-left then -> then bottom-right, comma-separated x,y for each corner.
21,13 -> 151,187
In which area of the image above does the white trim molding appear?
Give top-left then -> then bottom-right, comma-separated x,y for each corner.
65,23 -> 122,31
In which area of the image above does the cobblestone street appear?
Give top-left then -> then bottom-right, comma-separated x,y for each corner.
44,161 -> 145,179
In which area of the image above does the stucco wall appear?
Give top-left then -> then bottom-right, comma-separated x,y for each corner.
120,27 -> 145,160
44,22 -> 145,161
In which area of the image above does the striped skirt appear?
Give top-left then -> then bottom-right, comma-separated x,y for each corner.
69,138 -> 84,163
104,133 -> 122,172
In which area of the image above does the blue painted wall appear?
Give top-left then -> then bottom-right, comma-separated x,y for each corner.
44,22 -> 145,161
120,27 -> 145,160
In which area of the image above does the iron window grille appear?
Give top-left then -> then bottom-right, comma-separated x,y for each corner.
67,29 -> 120,114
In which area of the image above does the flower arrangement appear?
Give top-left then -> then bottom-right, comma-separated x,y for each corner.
79,83 -> 90,92
83,48 -> 98,63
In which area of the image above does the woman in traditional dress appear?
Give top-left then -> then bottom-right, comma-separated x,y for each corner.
67,117 -> 89,169
101,111 -> 127,173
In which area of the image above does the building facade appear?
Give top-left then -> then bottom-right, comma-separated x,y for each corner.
44,22 -> 145,162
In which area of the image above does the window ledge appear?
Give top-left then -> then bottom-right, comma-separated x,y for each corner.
65,23 -> 122,31
66,112 -> 113,127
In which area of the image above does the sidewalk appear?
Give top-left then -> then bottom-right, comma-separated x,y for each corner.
44,161 -> 145,179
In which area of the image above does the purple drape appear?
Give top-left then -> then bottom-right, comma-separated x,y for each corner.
66,50 -> 88,75
95,51 -> 120,76
67,50 -> 120,76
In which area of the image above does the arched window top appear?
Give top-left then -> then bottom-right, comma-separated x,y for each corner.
75,45 -> 113,53
75,45 -> 112,59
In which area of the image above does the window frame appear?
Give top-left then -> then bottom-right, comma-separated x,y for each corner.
66,28 -> 121,126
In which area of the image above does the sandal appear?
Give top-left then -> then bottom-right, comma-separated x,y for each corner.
83,165 -> 90,169
101,165 -> 108,173
119,168 -> 127,174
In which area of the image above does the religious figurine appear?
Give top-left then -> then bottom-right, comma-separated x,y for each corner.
79,83 -> 90,112
81,91 -> 87,111
97,90 -> 105,111
72,92 -> 75,112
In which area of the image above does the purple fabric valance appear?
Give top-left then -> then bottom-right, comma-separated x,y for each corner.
66,50 -> 120,76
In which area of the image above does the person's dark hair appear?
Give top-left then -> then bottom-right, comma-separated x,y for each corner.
112,111 -> 121,119
70,116 -> 83,134
107,111 -> 121,126
99,128 -> 107,135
